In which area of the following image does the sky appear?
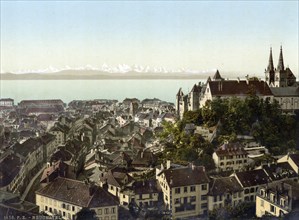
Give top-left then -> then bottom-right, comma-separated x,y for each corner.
1,1 -> 298,76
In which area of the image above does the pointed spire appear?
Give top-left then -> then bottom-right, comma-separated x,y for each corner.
267,47 -> 274,71
176,88 -> 184,96
213,70 -> 223,81
277,46 -> 284,71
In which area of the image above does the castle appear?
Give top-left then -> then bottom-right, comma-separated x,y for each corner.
176,47 -> 298,118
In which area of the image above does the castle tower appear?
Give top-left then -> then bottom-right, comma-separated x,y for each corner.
176,88 -> 184,116
189,84 -> 200,111
265,47 -> 275,86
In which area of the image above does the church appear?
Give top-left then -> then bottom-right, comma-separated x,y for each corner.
176,47 -> 299,118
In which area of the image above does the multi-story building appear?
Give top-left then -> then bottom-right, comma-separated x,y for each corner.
256,179 -> 299,218
208,176 -> 244,211
212,142 -> 249,172
36,177 -> 119,220
233,169 -> 270,202
156,162 -> 210,219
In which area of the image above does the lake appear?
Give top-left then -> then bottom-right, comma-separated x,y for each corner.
0,79 -> 205,104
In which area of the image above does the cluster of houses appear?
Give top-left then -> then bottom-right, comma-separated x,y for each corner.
0,97 -> 177,219
0,48 -> 298,220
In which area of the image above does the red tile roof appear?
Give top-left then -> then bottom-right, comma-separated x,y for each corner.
208,80 -> 273,96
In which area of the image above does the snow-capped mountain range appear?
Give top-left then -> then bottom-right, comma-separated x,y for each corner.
4,64 -> 216,75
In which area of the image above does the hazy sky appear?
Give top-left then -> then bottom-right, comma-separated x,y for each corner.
1,1 -> 298,76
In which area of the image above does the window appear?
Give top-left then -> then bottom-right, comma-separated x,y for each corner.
49,207 -> 52,213
63,212 -> 65,217
123,195 -> 126,198
190,196 -> 196,202
270,205 -> 275,213
214,196 -> 217,202
184,187 -> 188,193
72,206 -> 75,212
202,184 -> 207,190
250,188 -> 255,193
201,195 -> 207,201
45,206 -> 48,211
105,208 -> 109,214
190,186 -> 196,192
112,207 -> 115,214
98,209 -> 102,215
201,203 -> 207,208
280,199 -> 285,207
175,198 -> 180,204
260,189 -> 265,196
175,188 -> 181,194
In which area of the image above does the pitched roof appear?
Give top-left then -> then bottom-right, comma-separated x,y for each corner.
162,166 -> 209,187
212,70 -> 223,80
36,177 -> 118,207
270,86 -> 299,97
0,154 -> 22,187
215,142 -> 248,157
289,154 -> 299,168
235,169 -> 270,187
208,80 -> 273,96
132,180 -> 159,194
209,176 -> 243,195
99,167 -> 134,188
261,162 -> 297,181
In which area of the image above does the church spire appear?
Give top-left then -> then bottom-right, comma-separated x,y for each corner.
277,46 -> 284,71
267,47 -> 274,71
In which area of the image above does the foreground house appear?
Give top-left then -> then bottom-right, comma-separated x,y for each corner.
256,179 -> 299,218
36,177 -> 118,220
156,162 -> 210,219
208,176 -> 244,211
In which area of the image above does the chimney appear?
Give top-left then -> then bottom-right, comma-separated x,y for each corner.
166,160 -> 171,169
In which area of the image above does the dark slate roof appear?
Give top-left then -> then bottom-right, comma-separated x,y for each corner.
270,87 -> 299,97
36,177 -> 118,207
289,154 -> 299,169
262,162 -> 297,181
0,154 -> 21,187
215,142 -> 248,157
162,166 -> 209,187
50,148 -> 72,162
208,80 -> 273,96
212,70 -> 223,80
12,138 -> 43,157
235,169 -> 270,187
190,84 -> 200,93
99,167 -> 134,188
209,176 -> 243,195
132,180 -> 159,194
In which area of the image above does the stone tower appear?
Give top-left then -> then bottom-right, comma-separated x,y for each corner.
265,47 -> 275,86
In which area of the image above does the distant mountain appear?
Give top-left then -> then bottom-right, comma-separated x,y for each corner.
0,69 -> 214,80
